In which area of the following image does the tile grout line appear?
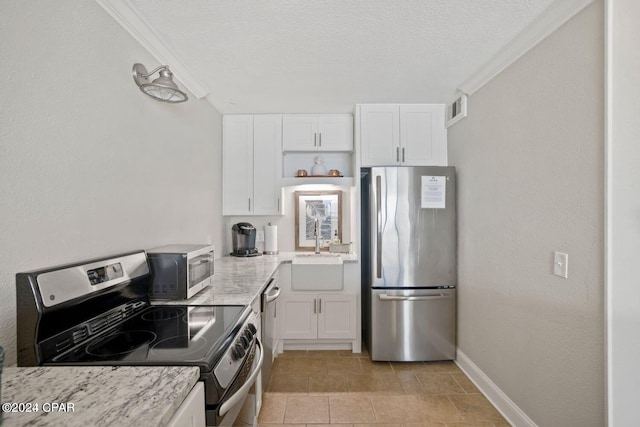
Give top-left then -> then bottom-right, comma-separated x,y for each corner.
368,395 -> 379,424
445,393 -> 467,424
449,372 -> 468,394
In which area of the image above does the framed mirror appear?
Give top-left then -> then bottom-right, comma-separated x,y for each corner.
294,190 -> 342,251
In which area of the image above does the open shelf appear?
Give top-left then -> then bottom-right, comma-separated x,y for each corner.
281,176 -> 354,187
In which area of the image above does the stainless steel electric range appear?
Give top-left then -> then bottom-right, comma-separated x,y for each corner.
16,251 -> 262,426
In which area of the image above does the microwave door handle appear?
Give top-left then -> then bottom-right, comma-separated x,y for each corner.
218,339 -> 264,417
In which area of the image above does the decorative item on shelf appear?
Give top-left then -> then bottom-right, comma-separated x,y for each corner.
328,169 -> 341,177
296,169 -> 308,177
310,156 -> 327,176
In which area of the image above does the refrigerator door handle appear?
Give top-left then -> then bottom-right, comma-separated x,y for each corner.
376,175 -> 382,279
378,293 -> 450,301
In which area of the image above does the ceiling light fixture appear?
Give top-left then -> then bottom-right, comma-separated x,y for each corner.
132,63 -> 188,103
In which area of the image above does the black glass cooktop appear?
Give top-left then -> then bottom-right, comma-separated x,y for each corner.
49,305 -> 246,369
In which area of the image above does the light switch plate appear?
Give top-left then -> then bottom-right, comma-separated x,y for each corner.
553,252 -> 569,278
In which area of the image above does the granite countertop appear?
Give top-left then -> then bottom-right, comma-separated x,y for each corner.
158,252 -> 357,306
1,366 -> 199,427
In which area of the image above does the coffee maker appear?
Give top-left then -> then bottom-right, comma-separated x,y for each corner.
231,223 -> 261,257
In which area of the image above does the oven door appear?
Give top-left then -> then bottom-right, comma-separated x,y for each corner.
215,339 -> 263,426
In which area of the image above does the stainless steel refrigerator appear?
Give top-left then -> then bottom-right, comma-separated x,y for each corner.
361,166 -> 456,361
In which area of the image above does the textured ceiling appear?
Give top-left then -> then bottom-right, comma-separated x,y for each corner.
129,0 -> 557,113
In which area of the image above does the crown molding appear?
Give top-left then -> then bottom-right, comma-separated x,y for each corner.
458,0 -> 595,96
96,0 -> 209,100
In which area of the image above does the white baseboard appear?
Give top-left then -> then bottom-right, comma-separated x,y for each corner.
282,341 -> 353,351
455,348 -> 538,427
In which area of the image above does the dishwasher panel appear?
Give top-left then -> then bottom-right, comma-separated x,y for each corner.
260,277 -> 280,387
370,288 -> 456,361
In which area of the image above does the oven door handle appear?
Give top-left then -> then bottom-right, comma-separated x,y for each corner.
218,338 -> 264,417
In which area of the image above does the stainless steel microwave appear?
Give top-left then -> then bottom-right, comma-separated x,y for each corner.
147,244 -> 214,300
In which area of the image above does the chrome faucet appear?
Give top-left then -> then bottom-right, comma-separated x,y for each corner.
314,218 -> 321,254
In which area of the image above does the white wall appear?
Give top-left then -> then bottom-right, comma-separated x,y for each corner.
0,1 -> 223,366
607,0 -> 640,425
448,2 -> 604,426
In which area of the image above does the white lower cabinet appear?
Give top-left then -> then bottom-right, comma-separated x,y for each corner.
167,382 -> 206,427
281,293 -> 357,340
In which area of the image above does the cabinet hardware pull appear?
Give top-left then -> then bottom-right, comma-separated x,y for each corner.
402,147 -> 405,162
319,133 -> 322,147
313,299 -> 317,314
396,147 -> 400,162
277,198 -> 280,212
319,298 -> 322,313
248,198 -> 251,211
314,133 -> 317,147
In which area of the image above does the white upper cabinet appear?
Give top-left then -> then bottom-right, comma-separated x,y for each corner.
223,115 -> 253,215
359,105 -> 400,165
359,104 -> 447,166
282,115 -> 353,152
223,115 -> 282,216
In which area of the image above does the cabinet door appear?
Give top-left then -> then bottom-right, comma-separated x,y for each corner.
167,382 -> 205,427
317,115 -> 353,151
400,104 -> 447,166
280,293 -> 317,339
253,115 -> 282,215
360,104 -> 400,166
223,115 -> 253,215
282,116 -> 318,151
317,293 -> 357,339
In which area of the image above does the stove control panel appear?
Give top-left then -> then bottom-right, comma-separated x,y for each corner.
87,263 -> 123,285
214,316 -> 258,389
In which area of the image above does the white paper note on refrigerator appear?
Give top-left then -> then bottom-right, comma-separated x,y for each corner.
421,176 -> 446,209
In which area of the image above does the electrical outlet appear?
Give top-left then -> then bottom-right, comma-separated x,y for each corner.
553,252 -> 569,278
256,230 -> 265,243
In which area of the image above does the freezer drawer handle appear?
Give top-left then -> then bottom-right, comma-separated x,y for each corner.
378,294 -> 450,301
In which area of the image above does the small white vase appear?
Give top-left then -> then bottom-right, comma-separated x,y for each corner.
311,156 -> 327,176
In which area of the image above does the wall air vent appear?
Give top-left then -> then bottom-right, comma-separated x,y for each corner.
446,93 -> 468,128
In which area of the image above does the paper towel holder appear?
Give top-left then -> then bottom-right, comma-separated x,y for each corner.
264,222 -> 279,255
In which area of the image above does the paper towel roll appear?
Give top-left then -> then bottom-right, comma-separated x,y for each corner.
264,224 -> 278,254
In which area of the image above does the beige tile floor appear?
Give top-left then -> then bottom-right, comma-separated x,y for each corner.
257,349 -> 510,427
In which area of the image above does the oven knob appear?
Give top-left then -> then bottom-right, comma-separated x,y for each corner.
243,329 -> 253,341
247,323 -> 257,335
239,336 -> 250,349
232,343 -> 245,360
